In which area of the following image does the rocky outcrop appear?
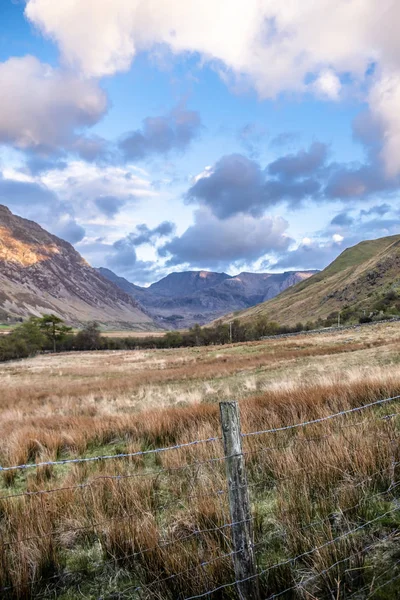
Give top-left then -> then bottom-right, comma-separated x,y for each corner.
0,205 -> 156,329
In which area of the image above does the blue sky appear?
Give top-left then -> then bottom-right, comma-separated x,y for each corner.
0,0 -> 399,284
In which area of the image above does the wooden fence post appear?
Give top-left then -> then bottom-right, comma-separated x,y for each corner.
219,401 -> 260,600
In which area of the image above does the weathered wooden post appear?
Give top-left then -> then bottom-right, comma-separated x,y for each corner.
219,401 -> 260,600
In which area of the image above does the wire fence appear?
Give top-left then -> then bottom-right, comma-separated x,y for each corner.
0,393 -> 400,599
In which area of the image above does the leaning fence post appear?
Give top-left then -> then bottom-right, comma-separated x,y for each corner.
219,401 -> 260,600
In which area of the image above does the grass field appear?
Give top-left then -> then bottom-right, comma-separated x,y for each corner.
0,324 -> 14,334
100,330 -> 167,338
1,322 -> 400,598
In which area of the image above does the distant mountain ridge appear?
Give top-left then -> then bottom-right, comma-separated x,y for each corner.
217,234 -> 400,326
148,270 -> 230,297
99,267 -> 317,328
0,205 -> 156,329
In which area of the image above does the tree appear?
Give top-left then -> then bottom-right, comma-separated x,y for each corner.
0,318 -> 47,362
253,316 -> 272,338
231,319 -> 245,343
36,314 -> 72,353
164,331 -> 183,348
75,321 -> 101,350
13,317 -> 47,350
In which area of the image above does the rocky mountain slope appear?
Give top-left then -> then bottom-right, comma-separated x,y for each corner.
219,234 -> 400,326
99,267 -> 317,328
0,206 -> 156,329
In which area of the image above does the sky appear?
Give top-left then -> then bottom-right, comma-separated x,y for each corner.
0,0 -> 399,285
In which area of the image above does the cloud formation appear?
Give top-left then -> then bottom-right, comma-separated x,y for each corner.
186,154 -> 268,218
41,160 -> 157,218
324,161 -> 398,200
24,0 -> 397,87
274,204 -> 400,271
122,222 -> 176,246
237,123 -> 267,157
330,212 -> 354,227
0,56 -> 107,154
0,175 -> 85,243
268,142 -> 327,179
186,146 -> 328,217
119,106 -> 201,161
188,129 -> 400,219
95,196 -> 126,218
25,0 -> 400,175
272,237 -> 346,271
104,223 -> 174,280
367,73 -> 400,177
159,208 -> 291,268
53,216 -> 86,244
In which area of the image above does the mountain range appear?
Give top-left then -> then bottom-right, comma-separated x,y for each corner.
98,268 -> 317,328
2,204 -> 397,332
218,234 -> 400,326
0,205 -> 317,329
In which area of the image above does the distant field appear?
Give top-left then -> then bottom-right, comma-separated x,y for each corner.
0,324 -> 14,335
1,321 -> 400,598
101,329 -> 166,337
0,326 -> 167,338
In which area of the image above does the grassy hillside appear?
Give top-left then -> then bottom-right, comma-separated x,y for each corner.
221,234 -> 400,327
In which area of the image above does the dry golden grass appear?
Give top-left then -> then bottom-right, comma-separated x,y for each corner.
101,330 -> 167,338
0,322 -> 400,598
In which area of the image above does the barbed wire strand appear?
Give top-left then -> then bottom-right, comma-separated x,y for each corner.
242,394 -> 400,438
252,479 -> 400,550
2,423 -> 397,503
182,505 -> 400,599
1,393 -> 399,473
1,395 -> 400,598
367,561 -> 400,598
0,515 -> 254,591
5,444 -> 397,549
347,557 -> 400,598
0,453 -> 230,501
0,435 -> 222,473
6,450 -> 400,549
5,466 -> 399,554
264,529 -> 400,599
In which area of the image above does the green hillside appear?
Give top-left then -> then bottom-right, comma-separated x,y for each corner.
219,234 -> 400,327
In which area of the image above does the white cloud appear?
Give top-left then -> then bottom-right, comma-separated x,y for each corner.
40,160 -> 158,218
159,207 -> 291,267
332,233 -> 344,242
313,70 -> 341,100
24,0 -> 399,88
192,165 -> 213,184
2,159 -> 159,236
26,0 -> 137,77
0,55 -> 107,152
368,71 -> 400,177
25,0 -> 400,175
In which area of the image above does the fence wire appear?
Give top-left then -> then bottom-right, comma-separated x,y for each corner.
0,393 -> 400,599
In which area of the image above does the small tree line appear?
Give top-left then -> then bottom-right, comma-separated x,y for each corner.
0,314 -> 306,361
1,300 -> 398,363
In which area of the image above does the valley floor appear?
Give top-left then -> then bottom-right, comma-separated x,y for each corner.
1,322 -> 400,598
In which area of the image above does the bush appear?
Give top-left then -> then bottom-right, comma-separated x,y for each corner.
359,315 -> 373,324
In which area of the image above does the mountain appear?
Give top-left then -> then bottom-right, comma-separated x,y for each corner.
97,267 -> 148,301
0,205 -> 156,329
218,234 -> 400,326
148,270 -> 231,297
99,267 -> 317,328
